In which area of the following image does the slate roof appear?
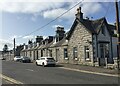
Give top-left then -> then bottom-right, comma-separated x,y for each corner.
38,44 -> 46,49
44,41 -> 54,48
67,17 -> 115,39
54,37 -> 68,47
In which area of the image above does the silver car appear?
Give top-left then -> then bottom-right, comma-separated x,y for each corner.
14,56 -> 21,61
35,57 -> 56,67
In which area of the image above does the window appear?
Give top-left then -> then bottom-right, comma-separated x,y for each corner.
49,50 -> 52,57
41,50 -> 43,57
64,48 -> 68,59
36,51 -> 38,59
30,51 -> 31,57
73,47 -> 77,59
84,46 -> 90,60
41,58 -> 45,60
100,43 -> 109,58
47,58 -> 54,60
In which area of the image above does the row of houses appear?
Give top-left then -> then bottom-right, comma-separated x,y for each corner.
20,7 -> 119,68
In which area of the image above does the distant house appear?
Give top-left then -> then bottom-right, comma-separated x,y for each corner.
15,45 -> 24,56
46,27 -> 68,63
37,36 -> 54,59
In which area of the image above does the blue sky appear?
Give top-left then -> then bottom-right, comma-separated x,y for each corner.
0,0 -> 120,51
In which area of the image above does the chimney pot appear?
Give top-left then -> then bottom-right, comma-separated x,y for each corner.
75,7 -> 83,21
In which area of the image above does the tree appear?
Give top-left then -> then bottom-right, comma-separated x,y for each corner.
3,44 -> 8,53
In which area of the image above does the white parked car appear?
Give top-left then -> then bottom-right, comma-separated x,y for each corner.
35,57 -> 56,67
14,56 -> 21,61
0,57 -> 6,60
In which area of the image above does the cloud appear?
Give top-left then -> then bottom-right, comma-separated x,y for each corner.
10,35 -> 22,40
43,36 -> 48,39
0,1 -> 113,23
52,24 -> 64,29
0,37 -> 23,51
0,1 -> 106,20
81,2 -> 104,16
23,35 -> 35,39
42,2 -> 77,20
43,2 -> 106,20
0,2 -> 65,14
65,28 -> 70,32
0,0 -> 116,3
0,39 -> 13,51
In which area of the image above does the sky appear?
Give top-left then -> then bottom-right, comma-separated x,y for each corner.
0,0 -> 120,51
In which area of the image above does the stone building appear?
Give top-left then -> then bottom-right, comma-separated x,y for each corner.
66,7 -> 117,66
20,7 -> 118,68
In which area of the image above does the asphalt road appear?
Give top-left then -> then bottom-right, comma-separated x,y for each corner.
1,60 -> 119,84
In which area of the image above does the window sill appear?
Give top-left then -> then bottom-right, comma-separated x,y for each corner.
75,58 -> 78,60
86,58 -> 90,61
64,58 -> 68,60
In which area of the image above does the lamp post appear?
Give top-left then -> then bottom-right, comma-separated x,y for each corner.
14,38 -> 16,57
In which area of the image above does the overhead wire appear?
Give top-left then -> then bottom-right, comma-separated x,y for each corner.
17,0 -> 84,39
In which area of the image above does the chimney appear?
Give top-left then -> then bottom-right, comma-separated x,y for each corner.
28,40 -> 32,44
24,44 -> 28,50
48,36 -> 53,43
37,43 -> 40,47
55,26 -> 65,42
44,36 -> 53,45
75,7 -> 83,21
36,36 -> 43,43
23,44 -> 26,50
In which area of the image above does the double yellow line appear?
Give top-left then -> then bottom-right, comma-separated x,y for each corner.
0,74 -> 23,84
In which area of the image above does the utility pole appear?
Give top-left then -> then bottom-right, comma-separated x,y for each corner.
115,0 -> 120,70
14,38 -> 16,57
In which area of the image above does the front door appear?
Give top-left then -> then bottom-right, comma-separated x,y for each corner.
99,43 -> 109,66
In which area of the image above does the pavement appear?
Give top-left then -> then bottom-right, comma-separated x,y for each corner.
57,63 -> 119,76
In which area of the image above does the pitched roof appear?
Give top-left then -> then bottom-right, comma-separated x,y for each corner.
67,17 -> 114,39
38,44 -> 46,49
44,41 -> 54,48
54,37 -> 68,47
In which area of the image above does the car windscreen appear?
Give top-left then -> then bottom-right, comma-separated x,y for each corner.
16,56 -> 20,58
47,58 -> 54,60
23,57 -> 30,59
41,58 -> 45,60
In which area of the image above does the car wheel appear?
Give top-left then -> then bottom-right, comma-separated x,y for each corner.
36,62 -> 38,66
42,63 -> 45,67
20,60 -> 23,63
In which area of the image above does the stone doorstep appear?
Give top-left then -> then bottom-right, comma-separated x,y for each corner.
107,64 -> 118,69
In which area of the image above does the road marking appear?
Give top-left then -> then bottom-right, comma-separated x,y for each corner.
4,79 -> 14,84
26,69 -> 34,72
0,74 -> 23,84
59,67 -> 119,77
